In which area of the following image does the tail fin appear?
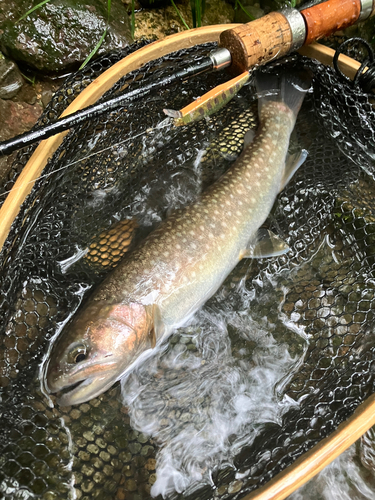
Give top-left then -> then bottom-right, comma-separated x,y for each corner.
255,69 -> 311,120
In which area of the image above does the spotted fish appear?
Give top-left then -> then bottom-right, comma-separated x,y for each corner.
45,70 -> 309,406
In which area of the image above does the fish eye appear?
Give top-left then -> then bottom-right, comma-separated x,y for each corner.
75,353 -> 86,363
68,344 -> 87,364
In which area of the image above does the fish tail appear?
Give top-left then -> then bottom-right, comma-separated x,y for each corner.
255,69 -> 311,121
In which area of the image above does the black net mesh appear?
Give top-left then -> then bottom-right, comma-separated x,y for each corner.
1,41 -> 375,500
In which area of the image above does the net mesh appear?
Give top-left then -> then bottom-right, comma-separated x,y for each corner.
1,41 -> 375,500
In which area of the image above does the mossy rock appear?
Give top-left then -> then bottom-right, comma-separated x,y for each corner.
0,0 -> 132,73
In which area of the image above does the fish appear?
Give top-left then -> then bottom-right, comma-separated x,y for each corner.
45,70 -> 310,406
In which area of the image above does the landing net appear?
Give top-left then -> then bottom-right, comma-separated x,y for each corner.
1,41 -> 375,500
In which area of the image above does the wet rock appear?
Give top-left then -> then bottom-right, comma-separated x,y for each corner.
0,97 -> 43,186
0,52 -> 23,99
0,0 -> 132,73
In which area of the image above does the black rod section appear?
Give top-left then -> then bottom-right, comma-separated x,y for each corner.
0,57 -> 215,156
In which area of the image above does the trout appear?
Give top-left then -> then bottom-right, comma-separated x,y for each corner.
45,71 -> 309,406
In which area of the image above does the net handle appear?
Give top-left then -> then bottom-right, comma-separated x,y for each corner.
299,41 -> 367,80
0,24 -> 238,252
244,392 -> 375,500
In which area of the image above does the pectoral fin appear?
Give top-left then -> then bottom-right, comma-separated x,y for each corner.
148,303 -> 165,343
279,149 -> 308,192
240,229 -> 290,259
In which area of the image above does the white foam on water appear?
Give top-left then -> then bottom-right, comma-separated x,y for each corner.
121,297 -> 304,498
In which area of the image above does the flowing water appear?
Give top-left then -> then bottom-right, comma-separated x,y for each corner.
121,286 -> 307,497
288,434 -> 375,500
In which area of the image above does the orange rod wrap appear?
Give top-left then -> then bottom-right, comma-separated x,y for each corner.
302,0 -> 362,45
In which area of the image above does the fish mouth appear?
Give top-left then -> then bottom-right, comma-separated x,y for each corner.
46,360 -> 119,406
54,370 -> 120,406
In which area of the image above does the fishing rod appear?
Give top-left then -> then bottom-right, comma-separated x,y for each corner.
0,0 -> 374,156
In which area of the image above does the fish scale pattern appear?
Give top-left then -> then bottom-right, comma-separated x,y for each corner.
1,41 -> 375,500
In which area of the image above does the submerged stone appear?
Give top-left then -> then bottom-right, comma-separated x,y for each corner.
0,0 -> 132,73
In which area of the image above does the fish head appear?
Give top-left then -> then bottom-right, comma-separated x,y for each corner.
45,301 -> 152,406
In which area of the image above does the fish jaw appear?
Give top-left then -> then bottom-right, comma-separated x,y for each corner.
49,359 -> 121,406
45,301 -> 154,405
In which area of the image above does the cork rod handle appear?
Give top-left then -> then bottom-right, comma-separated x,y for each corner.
219,11 -> 293,73
219,0 -> 365,73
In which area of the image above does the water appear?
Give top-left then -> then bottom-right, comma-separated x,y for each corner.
120,279 -> 307,497
288,434 -> 375,500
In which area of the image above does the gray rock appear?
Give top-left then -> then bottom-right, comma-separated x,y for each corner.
0,53 -> 23,99
0,0 -> 132,73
